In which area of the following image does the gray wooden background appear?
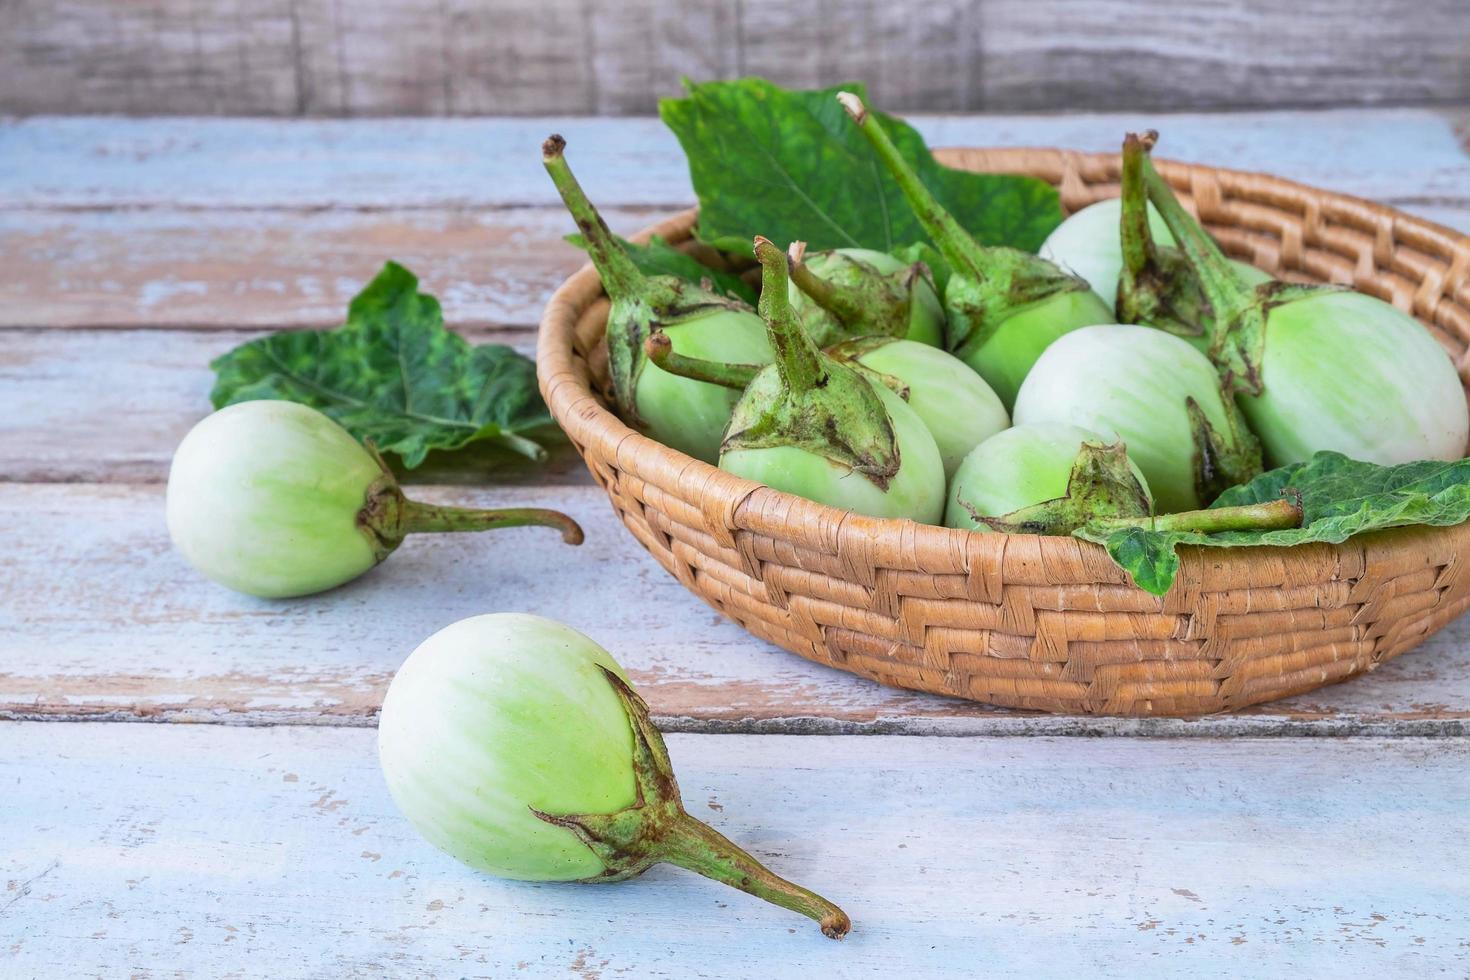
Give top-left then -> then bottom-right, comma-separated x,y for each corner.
3,0 -> 1467,116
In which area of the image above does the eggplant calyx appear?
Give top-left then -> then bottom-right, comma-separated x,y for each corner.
825,337 -> 912,400
608,276 -> 752,428
357,441 -> 584,553
944,251 -> 1095,357
788,245 -> 917,344
532,668 -> 852,939
1186,395 -> 1264,505
528,668 -> 681,885
1128,131 -> 1345,395
967,440 -> 1151,534
355,442 -> 412,560
1117,131 -> 1215,338
1117,243 -> 1212,339
721,237 -> 903,490
1210,280 -> 1344,396
721,359 -> 905,490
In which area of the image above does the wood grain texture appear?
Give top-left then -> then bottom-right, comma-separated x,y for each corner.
3,0 -> 1469,116
2,113 -> 1466,340
0,329 -> 590,486
6,112 -> 1470,211
973,0 -> 1470,113
0,207 -> 662,330
2,483 -> 1467,734
6,201 -> 1468,334
4,723 -> 1469,977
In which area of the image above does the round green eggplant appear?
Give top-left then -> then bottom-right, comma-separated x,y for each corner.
1012,324 -> 1262,513
946,422 -> 1150,531
951,288 -> 1115,411
829,336 -> 1008,479
723,381 -> 946,524
378,612 -> 851,937
167,401 -> 581,598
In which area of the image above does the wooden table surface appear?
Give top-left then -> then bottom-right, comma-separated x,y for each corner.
4,110 -> 1470,978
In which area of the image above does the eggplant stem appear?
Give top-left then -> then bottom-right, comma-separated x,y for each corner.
644,332 -> 760,390
1094,496 -> 1302,535
657,811 -> 852,940
837,91 -> 988,275
787,250 -> 867,325
1132,135 -> 1253,334
1118,132 -> 1160,283
534,667 -> 851,939
542,134 -> 643,303
754,236 -> 826,395
486,430 -> 550,462
400,499 -> 584,544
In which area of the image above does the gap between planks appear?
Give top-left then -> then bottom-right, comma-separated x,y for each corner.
2,707 -> 1465,740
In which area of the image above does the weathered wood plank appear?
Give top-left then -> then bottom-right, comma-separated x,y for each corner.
0,328 -> 590,486
3,201 -> 1468,334
1,113 -> 1464,336
974,0 -> 1470,113
2,483 -> 1467,734
3,0 -> 1468,116
0,0 -> 301,117
0,207 -> 660,330
4,724 -> 1468,976
5,112 -> 1468,211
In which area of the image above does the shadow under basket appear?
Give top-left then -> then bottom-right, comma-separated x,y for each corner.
537,147 -> 1470,717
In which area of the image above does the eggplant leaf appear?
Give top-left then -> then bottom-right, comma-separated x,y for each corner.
1076,452 -> 1470,596
659,79 -> 1062,258
565,232 -> 757,304
210,262 -> 554,468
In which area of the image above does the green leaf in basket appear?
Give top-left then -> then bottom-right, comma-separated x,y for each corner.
209,262 -> 555,469
565,231 -> 757,305
1075,452 -> 1470,596
659,78 -> 1063,258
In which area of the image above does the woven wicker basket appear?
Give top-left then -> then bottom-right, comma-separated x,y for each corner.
538,148 -> 1470,716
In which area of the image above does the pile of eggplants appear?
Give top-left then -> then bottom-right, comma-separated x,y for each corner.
550,94 -> 1467,541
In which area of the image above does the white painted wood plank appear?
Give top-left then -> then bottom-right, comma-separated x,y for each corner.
3,724 -> 1467,977
3,0 -> 1467,116
0,329 -> 589,486
0,206 -> 662,330
2,201 -> 1466,335
2,483 -> 1468,734
0,199 -> 1464,337
4,111 -> 1467,211
0,482 -> 973,731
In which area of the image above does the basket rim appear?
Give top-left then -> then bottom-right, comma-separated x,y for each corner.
536,147 -> 1470,588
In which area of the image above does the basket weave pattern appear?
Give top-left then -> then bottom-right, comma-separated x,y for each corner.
539,149 -> 1470,716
